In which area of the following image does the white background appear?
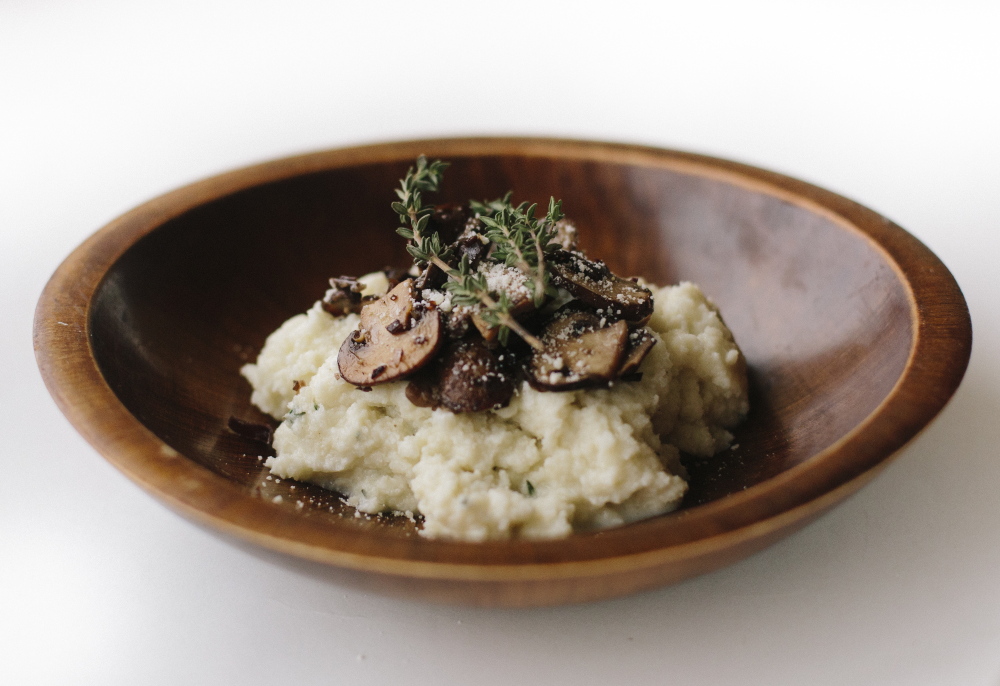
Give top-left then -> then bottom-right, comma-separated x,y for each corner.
3,1 -> 999,684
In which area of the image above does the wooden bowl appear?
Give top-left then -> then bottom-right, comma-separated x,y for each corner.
34,138 -> 971,606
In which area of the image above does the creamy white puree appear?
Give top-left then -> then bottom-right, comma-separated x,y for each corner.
241,282 -> 748,541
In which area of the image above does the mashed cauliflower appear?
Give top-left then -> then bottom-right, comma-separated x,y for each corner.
241,282 -> 747,541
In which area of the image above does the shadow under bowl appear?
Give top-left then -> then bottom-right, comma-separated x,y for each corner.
34,138 -> 971,606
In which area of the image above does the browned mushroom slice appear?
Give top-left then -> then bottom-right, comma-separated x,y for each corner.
414,232 -> 490,293
471,294 -> 535,344
617,327 -> 657,377
452,232 -> 490,269
529,308 -> 629,390
435,337 -> 517,412
467,262 -> 540,343
321,275 -> 364,316
442,307 -> 473,340
549,250 -> 653,322
404,369 -> 439,409
337,280 -> 442,386
413,262 -> 447,291
404,337 -> 517,412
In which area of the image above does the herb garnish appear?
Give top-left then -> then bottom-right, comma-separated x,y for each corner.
477,196 -> 564,307
394,156 -> 557,351
393,156 -> 452,264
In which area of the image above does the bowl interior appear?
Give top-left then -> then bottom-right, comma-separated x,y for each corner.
88,151 -> 913,539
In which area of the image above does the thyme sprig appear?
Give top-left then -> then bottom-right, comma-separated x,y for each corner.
393,156 -> 451,264
392,156 -> 546,351
442,255 -> 544,350
477,196 -> 564,306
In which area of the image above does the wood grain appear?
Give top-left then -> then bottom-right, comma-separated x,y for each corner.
34,138 -> 972,606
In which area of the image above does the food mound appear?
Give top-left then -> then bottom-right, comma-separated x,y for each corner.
241,157 -> 748,541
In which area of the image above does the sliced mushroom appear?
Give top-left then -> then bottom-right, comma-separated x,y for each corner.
404,369 -> 439,409
413,262 -> 448,291
413,229 -> 490,292
438,338 -> 516,412
321,275 -> 364,316
529,307 -> 629,390
618,327 -> 657,377
337,280 -> 442,386
452,232 -> 490,269
442,308 -> 473,339
469,263 -> 537,343
471,294 -> 535,344
406,337 -> 516,413
549,250 -> 653,323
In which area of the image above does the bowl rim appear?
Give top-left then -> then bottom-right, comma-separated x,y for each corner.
33,137 -> 972,582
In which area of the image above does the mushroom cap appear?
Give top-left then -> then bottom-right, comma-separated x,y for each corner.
435,337 -> 517,412
618,327 -> 657,376
406,337 -> 517,412
337,280 -> 442,386
529,308 -> 629,390
549,250 -> 653,322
